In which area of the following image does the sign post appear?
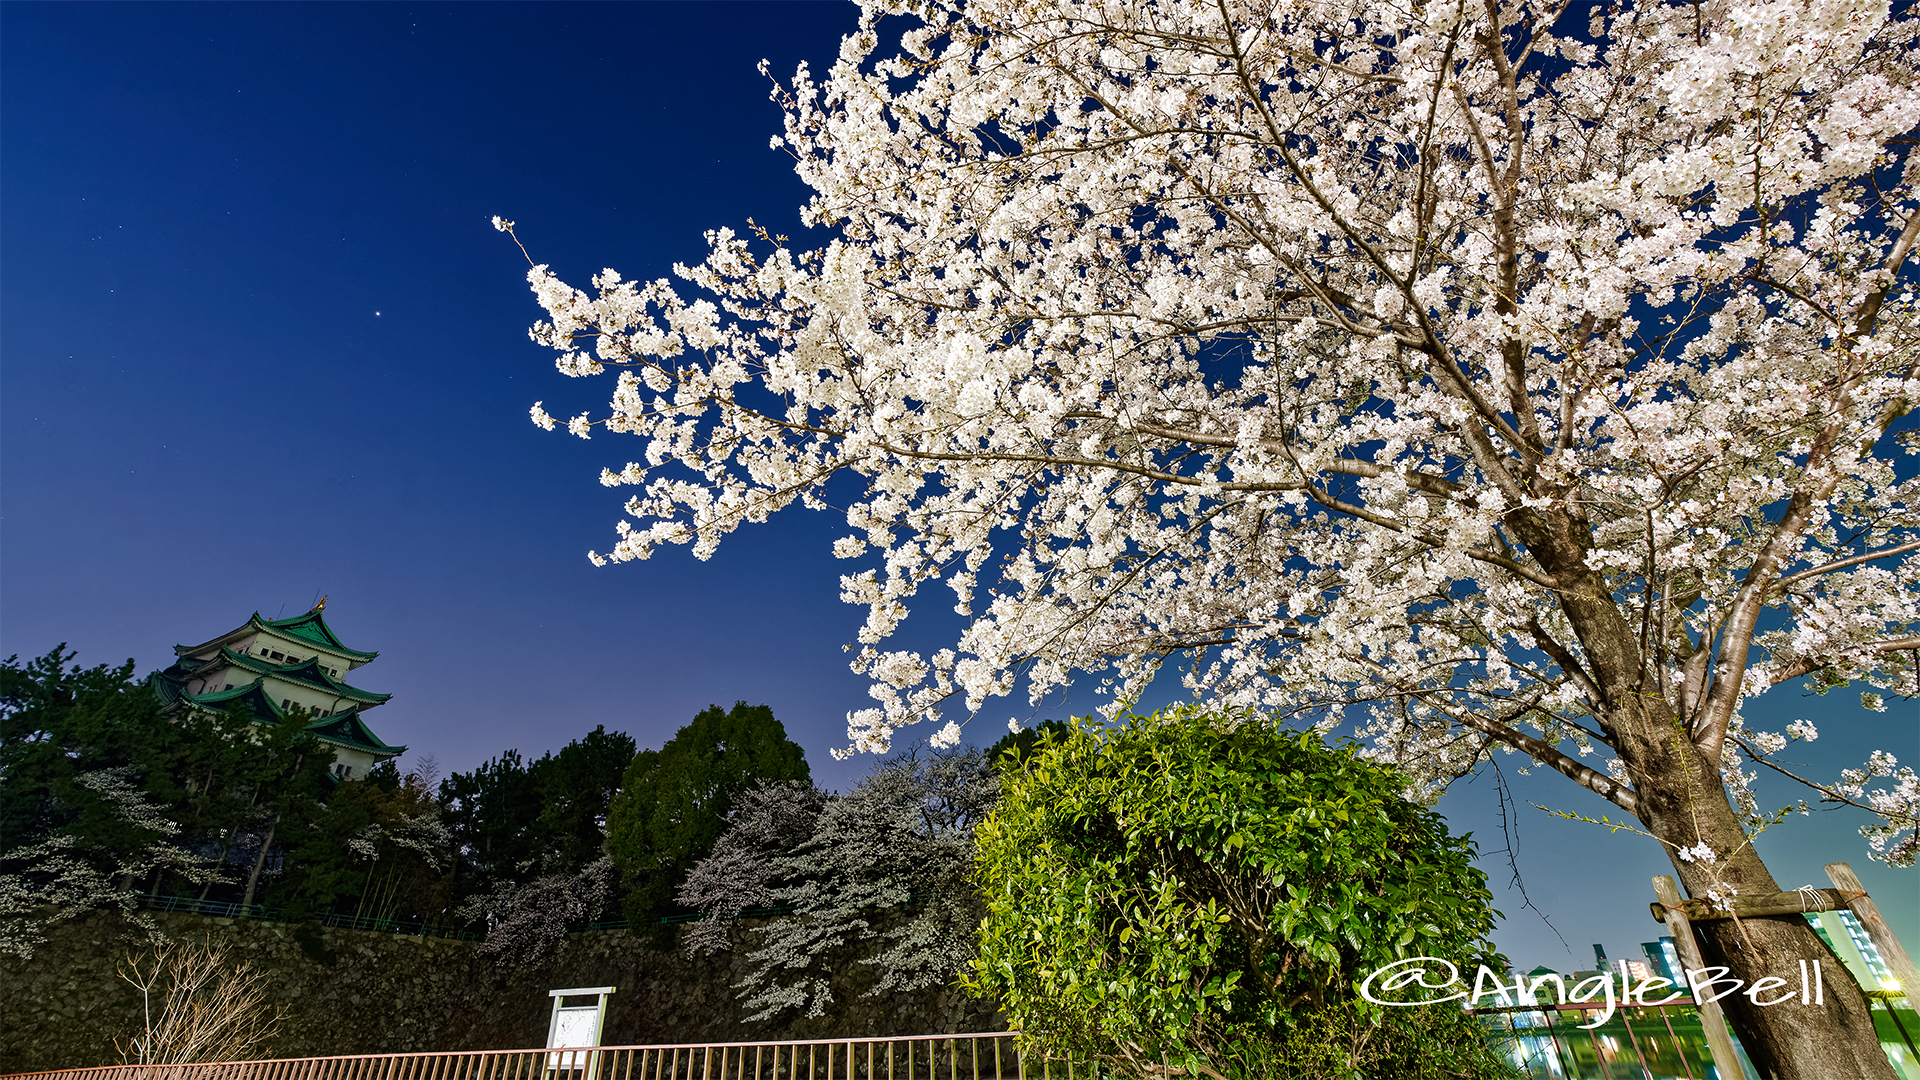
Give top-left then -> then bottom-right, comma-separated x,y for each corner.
546,986 -> 616,1080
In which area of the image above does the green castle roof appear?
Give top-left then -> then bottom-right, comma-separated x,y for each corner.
306,707 -> 406,757
175,608 -> 378,663
257,609 -> 378,660
210,648 -> 391,705
151,675 -> 402,761
187,677 -> 290,722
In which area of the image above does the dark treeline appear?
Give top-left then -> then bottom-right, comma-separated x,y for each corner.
5,645 -> 1046,1011
0,648 -> 825,963
438,725 -> 636,909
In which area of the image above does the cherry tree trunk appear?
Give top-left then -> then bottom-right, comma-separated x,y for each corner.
240,815 -> 277,912
1621,706 -> 1893,1080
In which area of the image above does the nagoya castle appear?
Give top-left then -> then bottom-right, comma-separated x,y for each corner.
152,599 -> 405,779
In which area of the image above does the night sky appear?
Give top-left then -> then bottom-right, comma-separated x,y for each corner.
3,1 -> 1912,974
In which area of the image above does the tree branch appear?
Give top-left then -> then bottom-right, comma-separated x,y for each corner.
1396,682 -> 1641,818
1772,540 -> 1920,593
1765,636 -> 1920,688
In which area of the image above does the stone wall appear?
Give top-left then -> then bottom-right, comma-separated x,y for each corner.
0,912 -> 1005,1073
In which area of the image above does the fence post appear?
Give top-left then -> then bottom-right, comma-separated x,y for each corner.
1825,862 -> 1920,1002
1652,876 -> 1744,1080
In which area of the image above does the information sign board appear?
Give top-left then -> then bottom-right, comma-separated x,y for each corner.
545,986 -> 615,1079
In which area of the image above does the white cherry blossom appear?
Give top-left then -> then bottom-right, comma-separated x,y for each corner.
506,2 -> 1919,1070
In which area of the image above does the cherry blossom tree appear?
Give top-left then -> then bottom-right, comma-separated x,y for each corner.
678,754 -> 996,1020
503,0 -> 1919,1073
456,857 -> 613,968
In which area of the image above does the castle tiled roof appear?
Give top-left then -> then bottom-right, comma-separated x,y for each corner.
193,648 -> 391,705
151,674 -> 404,759
175,609 -> 378,664
306,708 -> 406,757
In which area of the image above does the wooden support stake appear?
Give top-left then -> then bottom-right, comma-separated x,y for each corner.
1649,886 -> 1864,923
1826,862 -> 1920,1004
1653,875 -> 1745,1080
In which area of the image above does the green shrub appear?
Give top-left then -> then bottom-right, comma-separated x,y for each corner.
968,706 -> 1514,1080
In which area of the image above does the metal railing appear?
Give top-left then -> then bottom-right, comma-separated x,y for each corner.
42,1009 -> 1906,1080
3,1033 -> 1062,1080
1474,1000 -> 1757,1080
1473,990 -> 1918,1078
138,896 -> 266,920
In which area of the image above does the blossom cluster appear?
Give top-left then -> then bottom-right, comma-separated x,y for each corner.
508,0 -> 1920,864
0,768 -> 196,959
676,753 -> 997,1019
456,857 -> 614,968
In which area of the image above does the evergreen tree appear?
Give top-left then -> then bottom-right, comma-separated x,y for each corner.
439,749 -> 542,901
532,725 -> 636,874
1,648 -> 182,885
972,708 -> 1512,1080
271,758 -> 450,925
0,648 -> 325,954
985,720 -> 1070,768
439,725 -> 637,909
606,702 -> 808,929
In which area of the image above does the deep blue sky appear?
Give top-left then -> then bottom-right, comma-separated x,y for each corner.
3,1 -> 1910,974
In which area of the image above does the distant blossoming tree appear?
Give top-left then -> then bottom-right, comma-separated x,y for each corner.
674,780 -> 830,959
0,768 -> 200,960
677,753 -> 996,1020
457,857 -> 613,968
503,0 -> 1919,1074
